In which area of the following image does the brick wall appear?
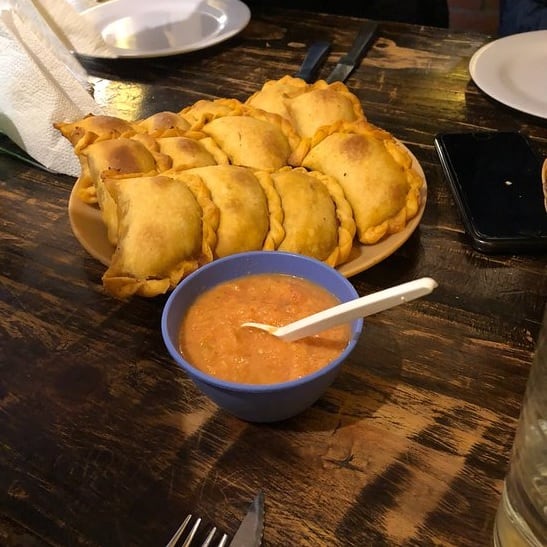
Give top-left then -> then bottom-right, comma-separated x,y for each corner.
447,0 -> 500,34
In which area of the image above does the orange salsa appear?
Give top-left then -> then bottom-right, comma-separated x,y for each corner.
178,273 -> 351,384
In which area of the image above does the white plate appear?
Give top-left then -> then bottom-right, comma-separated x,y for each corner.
469,30 -> 547,119
68,145 -> 427,279
80,0 -> 251,58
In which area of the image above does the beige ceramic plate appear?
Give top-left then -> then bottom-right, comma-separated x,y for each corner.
68,144 -> 427,277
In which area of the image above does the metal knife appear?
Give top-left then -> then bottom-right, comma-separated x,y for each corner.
294,40 -> 331,83
326,20 -> 378,83
228,491 -> 265,547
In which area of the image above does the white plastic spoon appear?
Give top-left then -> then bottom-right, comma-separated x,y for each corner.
242,277 -> 438,342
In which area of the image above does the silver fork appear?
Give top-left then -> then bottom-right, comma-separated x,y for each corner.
166,514 -> 229,547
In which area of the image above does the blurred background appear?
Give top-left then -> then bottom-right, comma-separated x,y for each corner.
448,0 -> 499,35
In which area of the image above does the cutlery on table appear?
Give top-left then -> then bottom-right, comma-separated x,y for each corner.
165,514 -> 228,547
166,491 -> 264,547
228,491 -> 264,547
294,40 -> 331,82
242,277 -> 438,342
326,20 -> 378,83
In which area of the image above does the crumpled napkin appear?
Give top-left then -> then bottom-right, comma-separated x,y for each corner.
34,0 -> 116,59
0,1 -> 108,176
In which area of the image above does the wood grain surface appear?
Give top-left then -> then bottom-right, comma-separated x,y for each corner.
1,5 -> 546,546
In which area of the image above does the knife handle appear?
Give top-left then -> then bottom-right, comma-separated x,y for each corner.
338,20 -> 378,67
294,40 -> 331,83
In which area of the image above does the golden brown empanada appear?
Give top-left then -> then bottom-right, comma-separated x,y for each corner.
179,98 -> 243,127
302,120 -> 423,244
58,74 -> 427,300
78,137 -> 159,198
136,111 -> 191,137
203,115 -> 291,170
173,165 -> 270,258
102,175 -> 210,299
156,136 -> 227,171
245,75 -> 310,120
246,75 -> 365,138
181,99 -> 305,169
265,167 -> 355,265
79,137 -> 171,244
287,82 -> 365,138
54,114 -> 134,152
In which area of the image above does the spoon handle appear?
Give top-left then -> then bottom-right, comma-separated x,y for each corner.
276,277 -> 438,342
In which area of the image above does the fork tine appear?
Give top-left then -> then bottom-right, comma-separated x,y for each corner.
201,526 -> 229,547
181,517 -> 201,547
166,514 -> 228,547
201,526 -> 217,547
166,514 -> 192,547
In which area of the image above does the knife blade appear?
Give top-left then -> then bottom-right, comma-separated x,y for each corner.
294,40 -> 331,83
228,491 -> 264,547
326,20 -> 378,83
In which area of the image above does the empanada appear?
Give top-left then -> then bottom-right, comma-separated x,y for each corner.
156,136 -> 223,171
102,175 -> 210,299
302,120 -> 423,244
80,137 -> 169,244
58,74 -> 427,300
246,75 -> 365,138
203,115 -> 292,170
54,114 -> 134,152
266,167 -> 355,265
245,75 -> 310,120
200,107 -> 304,170
179,98 -> 243,127
78,137 -> 159,197
287,82 -> 365,138
173,165 -> 270,258
136,111 -> 191,137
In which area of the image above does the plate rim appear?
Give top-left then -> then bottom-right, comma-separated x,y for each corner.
80,0 -> 251,59
68,143 -> 427,279
337,145 -> 427,277
468,30 -> 547,119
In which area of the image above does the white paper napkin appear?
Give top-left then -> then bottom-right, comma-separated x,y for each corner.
0,2 -> 106,176
35,0 -> 116,58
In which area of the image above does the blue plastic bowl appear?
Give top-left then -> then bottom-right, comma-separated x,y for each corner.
161,251 -> 363,423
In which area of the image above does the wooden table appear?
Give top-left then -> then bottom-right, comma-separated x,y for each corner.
1,6 -> 546,546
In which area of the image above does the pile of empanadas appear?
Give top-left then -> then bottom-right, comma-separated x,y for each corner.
56,75 -> 424,299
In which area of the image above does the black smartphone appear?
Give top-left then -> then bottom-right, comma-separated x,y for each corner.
434,131 -> 547,254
